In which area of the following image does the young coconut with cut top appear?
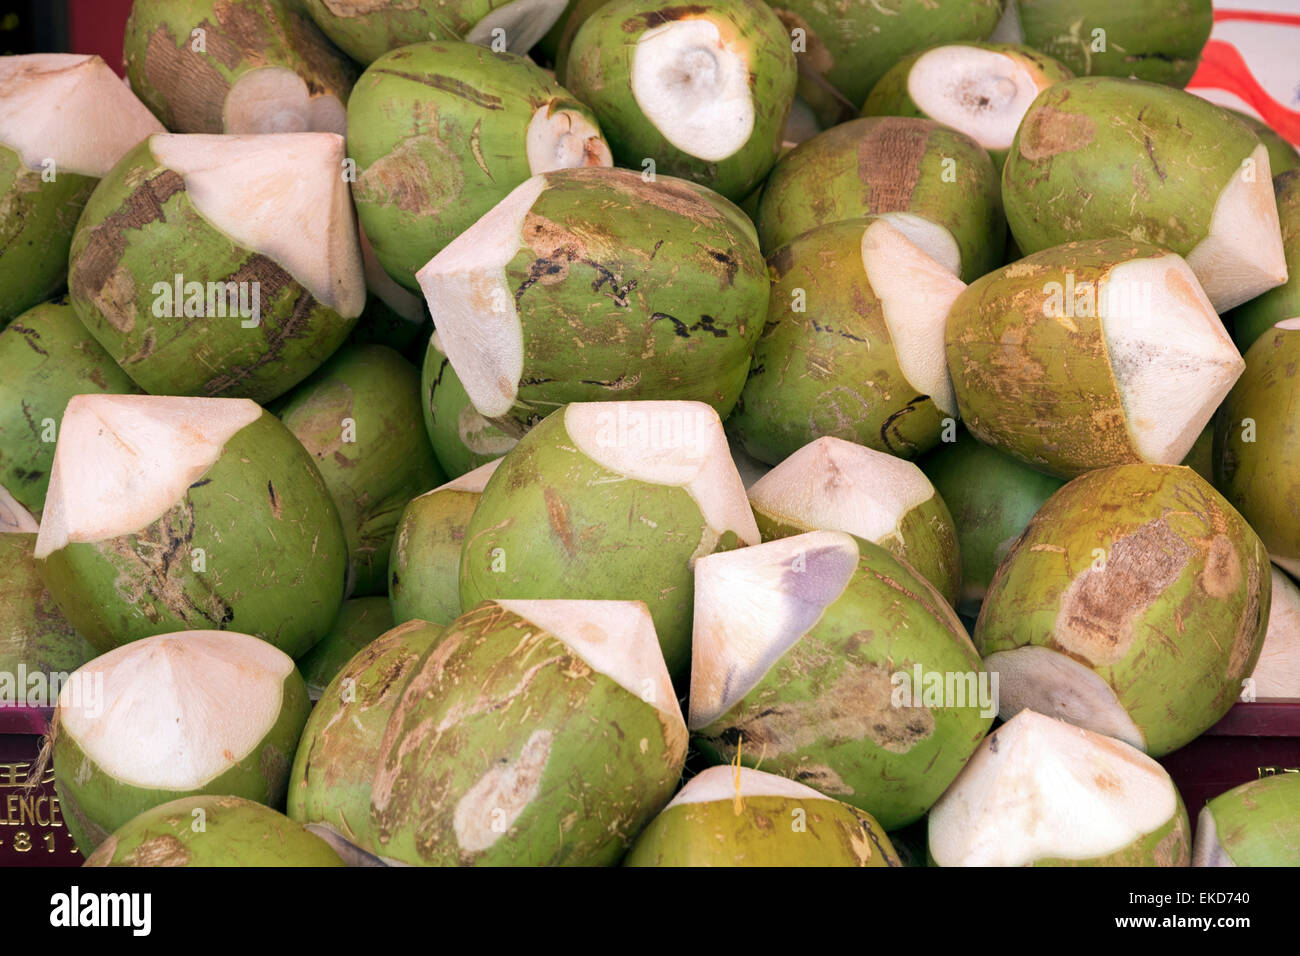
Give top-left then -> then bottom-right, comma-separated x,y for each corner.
1193,774 -> 1300,867
1227,170 -> 1299,353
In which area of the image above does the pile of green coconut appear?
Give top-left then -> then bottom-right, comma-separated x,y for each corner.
0,0 -> 1297,868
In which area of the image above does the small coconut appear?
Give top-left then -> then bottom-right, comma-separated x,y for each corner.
295,597 -> 394,699
421,342 -> 517,479
1249,567 -> 1300,699
1228,170 -> 1299,352
1193,774 -> 1300,866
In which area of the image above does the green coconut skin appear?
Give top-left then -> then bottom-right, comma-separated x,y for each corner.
295,596 -> 394,696
1225,112 -> 1300,177
1201,774 -> 1300,866
976,464 -> 1271,757
1229,171 -> 1300,353
729,217 -> 952,466
369,602 -> 688,865
1180,425 -> 1214,484
287,619 -> 444,851
919,429 -> 1065,616
67,137 -> 361,404
1013,0 -> 1211,88
347,294 -> 430,359
1002,77 -> 1261,260
624,794 -> 901,866
693,540 -> 992,829
36,412 -> 348,659
0,534 -> 96,680
54,667 -> 310,855
123,0 -> 357,133
0,147 -> 97,324
564,0 -> 797,201
946,238 -> 1190,479
551,0 -> 609,79
348,42 -> 609,291
755,117 -> 1004,281
421,347 -> 516,478
275,344 -> 445,597
84,795 -> 344,867
390,485 -> 482,626
0,301 -> 142,515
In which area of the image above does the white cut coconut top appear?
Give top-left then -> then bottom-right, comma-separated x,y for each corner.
525,103 -> 612,174
565,401 -> 760,547
665,765 -> 832,809
0,484 -> 38,534
928,710 -> 1179,866
1251,565 -> 1300,698
34,395 -> 262,558
57,631 -> 296,790
465,0 -> 571,55
907,45 -> 1048,151
1191,806 -> 1235,867
689,531 -> 859,728
748,436 -> 936,547
874,212 -> 962,278
437,458 -> 504,495
360,224 -> 424,322
150,133 -> 365,317
497,599 -> 682,726
0,53 -> 163,176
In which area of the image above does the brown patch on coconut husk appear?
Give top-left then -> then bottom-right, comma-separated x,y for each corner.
143,25 -> 230,130
1199,534 -> 1242,599
321,0 -> 411,15
1018,106 -> 1096,161
1227,550 -> 1265,680
856,119 -> 929,211
125,834 -> 191,867
355,134 -> 457,216
622,6 -> 711,32
770,9 -> 832,74
369,69 -> 504,110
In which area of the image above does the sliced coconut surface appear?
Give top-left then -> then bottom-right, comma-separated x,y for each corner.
1186,145 -> 1289,312
873,212 -> 962,278
689,531 -> 860,728
436,457 -> 504,495
150,132 -> 365,317
464,0 -> 571,55
907,45 -> 1049,151
57,631 -> 295,790
1101,254 -> 1244,464
525,103 -> 612,174
929,709 -> 1179,866
861,219 -> 965,415
565,401 -> 760,546
1250,566 -> 1300,698
988,0 -> 1023,43
360,224 -> 425,322
631,18 -> 755,162
0,53 -> 162,176
1191,806 -> 1235,867
0,483 -> 38,534
666,765 -> 833,809
223,66 -> 346,136
34,395 -> 262,558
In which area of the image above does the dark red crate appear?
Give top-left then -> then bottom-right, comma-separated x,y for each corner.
0,707 -> 83,867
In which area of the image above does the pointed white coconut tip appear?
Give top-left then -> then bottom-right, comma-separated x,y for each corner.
1187,144 -> 1289,311
689,530 -> 859,729
34,394 -> 263,559
861,218 -> 965,415
1191,806 -> 1235,867
1250,566 -> 1300,698
496,599 -> 681,727
928,709 -> 1179,867
150,132 -> 365,317
464,0 -> 571,55
907,45 -> 1052,151
0,484 -> 38,534
360,224 -> 424,322
224,66 -> 313,135
1101,253 -> 1243,464
989,1 -> 1023,43
56,630 -> 295,790
525,103 -> 613,174
630,17 -> 755,162
873,212 -> 962,277
416,175 -> 545,419
748,436 -> 937,547
434,458 -> 504,496
564,401 -> 761,549
0,53 -> 163,176
665,765 -> 833,810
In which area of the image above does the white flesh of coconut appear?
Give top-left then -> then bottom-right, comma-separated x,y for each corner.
782,96 -> 821,147
34,395 -> 262,558
861,219 -> 965,416
564,401 -> 760,548
150,132 -> 365,316
308,94 -> 348,137
1101,255 -> 1244,464
874,212 -> 962,277
983,646 -> 1146,750
57,631 -> 295,790
465,0 -> 571,55
630,19 -> 755,162
665,765 -> 832,809
1250,566 -> 1300,698
748,435 -> 936,548
525,104 -> 613,174
359,224 -> 425,322
1191,806 -> 1235,867
0,484 -> 38,534
0,53 -> 163,176
438,457 -> 504,495
907,46 -> 1047,151
928,709 -> 1178,866
1186,145 -> 1289,312
689,531 -> 859,728
225,67 -> 310,134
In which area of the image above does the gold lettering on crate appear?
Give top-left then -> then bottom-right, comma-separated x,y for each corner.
1258,766 -> 1300,777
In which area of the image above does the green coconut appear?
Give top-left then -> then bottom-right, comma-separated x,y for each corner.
946,238 -> 1243,479
551,0 -> 612,79
34,394 -> 347,658
370,599 -> 687,865
928,710 -> 1192,866
459,401 -> 759,678
68,131 -> 366,404
1228,170 -> 1300,353
918,428 -> 1064,616
0,55 -> 163,324
53,630 -> 310,855
84,795 -> 344,867
347,41 -> 611,292
755,117 -> 1005,282
860,42 -> 1073,168
1224,110 -> 1300,177
0,301 -> 143,517
746,436 -> 961,606
976,463 -> 1271,756
421,341 -> 517,479
287,618 -> 444,853
1193,773 -> 1300,866
0,533 -> 96,692
690,529 -> 992,829
295,596 -> 394,698
563,0 -> 796,201
389,459 -> 501,627
1250,566 -> 1300,699
417,167 -> 768,437
624,766 -> 901,867
275,344 -> 445,596
1180,425 -> 1215,484
124,0 -> 356,134
728,215 -> 965,464
1002,77 -> 1289,312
